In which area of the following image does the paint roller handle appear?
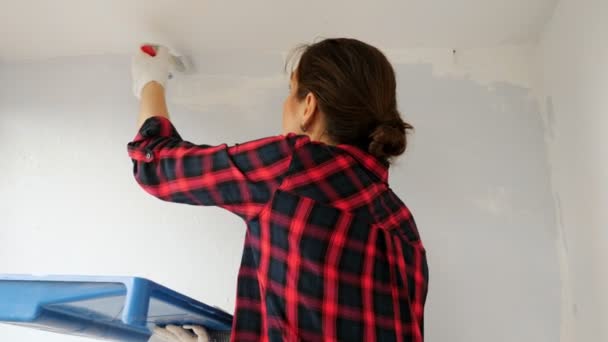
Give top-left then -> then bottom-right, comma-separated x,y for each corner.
141,45 -> 158,57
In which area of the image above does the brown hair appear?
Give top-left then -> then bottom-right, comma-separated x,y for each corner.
286,38 -> 413,162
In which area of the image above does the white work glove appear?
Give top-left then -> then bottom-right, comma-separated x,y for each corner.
149,324 -> 210,342
131,44 -> 171,99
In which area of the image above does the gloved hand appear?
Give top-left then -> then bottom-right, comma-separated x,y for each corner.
150,324 -> 210,342
131,43 -> 171,99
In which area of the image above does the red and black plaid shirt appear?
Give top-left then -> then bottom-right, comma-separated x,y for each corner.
128,117 -> 429,342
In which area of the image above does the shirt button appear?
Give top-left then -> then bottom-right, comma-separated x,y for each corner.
145,151 -> 153,160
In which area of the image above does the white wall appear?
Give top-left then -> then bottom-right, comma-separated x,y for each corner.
536,0 -> 608,341
0,47 -> 560,341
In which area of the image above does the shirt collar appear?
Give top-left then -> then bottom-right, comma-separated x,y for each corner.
336,144 -> 389,183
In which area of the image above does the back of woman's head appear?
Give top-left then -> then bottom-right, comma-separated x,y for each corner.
288,38 -> 413,162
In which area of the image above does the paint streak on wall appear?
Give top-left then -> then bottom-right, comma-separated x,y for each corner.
387,45 -> 537,89
165,45 -> 540,116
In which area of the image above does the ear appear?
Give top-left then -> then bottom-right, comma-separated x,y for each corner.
301,92 -> 319,130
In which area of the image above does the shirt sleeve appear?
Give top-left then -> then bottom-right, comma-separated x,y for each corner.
127,116 -> 309,220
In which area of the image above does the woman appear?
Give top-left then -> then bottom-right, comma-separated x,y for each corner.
130,38 -> 428,342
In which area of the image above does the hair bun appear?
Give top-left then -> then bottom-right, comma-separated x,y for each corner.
368,119 -> 409,160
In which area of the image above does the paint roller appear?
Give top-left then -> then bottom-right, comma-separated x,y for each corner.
140,44 -> 194,78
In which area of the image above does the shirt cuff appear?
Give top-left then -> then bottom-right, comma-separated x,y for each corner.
127,116 -> 181,162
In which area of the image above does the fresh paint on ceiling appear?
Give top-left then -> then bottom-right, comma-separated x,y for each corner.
2,0 -> 558,61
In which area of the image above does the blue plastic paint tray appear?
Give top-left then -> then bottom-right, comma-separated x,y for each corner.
0,275 -> 233,341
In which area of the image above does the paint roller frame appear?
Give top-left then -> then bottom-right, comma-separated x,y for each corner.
140,44 -> 195,77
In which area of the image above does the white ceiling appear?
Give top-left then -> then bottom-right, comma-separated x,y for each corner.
1,0 -> 558,61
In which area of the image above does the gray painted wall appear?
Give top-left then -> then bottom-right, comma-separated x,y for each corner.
0,52 -> 559,341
